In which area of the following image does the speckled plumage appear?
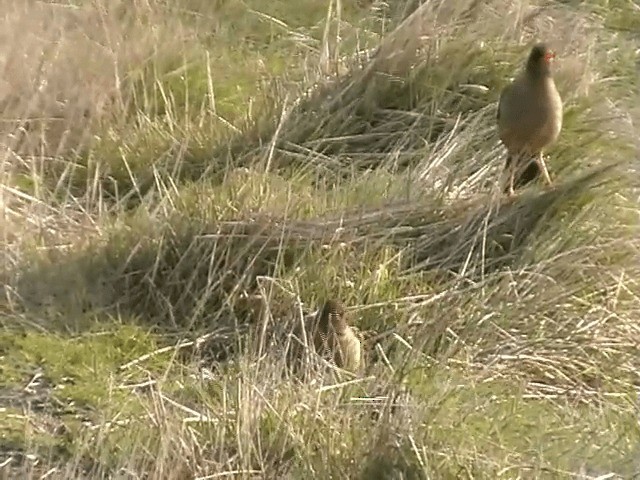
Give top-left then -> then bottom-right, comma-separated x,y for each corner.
315,299 -> 361,372
291,299 -> 362,373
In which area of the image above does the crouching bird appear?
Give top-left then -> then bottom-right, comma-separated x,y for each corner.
497,43 -> 563,196
289,299 -> 362,373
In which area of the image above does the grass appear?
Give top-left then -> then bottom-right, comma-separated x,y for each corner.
1,0 -> 639,478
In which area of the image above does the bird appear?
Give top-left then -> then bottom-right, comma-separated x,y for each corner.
313,299 -> 362,372
289,299 -> 362,373
497,43 -> 563,197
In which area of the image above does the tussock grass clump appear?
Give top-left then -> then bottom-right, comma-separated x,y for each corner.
1,0 -> 639,478
9,161 -> 620,333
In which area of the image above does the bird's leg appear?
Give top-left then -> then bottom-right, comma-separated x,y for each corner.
507,166 -> 516,197
536,151 -> 553,186
502,155 -> 517,198
508,154 -> 518,197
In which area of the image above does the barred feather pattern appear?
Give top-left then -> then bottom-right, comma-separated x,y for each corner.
315,299 -> 361,372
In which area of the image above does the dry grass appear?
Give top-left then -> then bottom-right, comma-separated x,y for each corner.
1,0 -> 640,478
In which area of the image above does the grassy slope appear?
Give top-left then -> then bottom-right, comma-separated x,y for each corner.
1,0 -> 639,478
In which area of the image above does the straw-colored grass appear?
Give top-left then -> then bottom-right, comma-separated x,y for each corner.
1,0 -> 639,478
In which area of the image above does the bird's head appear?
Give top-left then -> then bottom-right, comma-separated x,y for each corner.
319,299 -> 348,335
526,43 -> 556,78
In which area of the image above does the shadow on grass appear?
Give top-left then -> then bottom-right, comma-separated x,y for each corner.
9,162 -> 620,338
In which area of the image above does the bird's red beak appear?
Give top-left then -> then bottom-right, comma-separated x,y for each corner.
544,51 -> 556,63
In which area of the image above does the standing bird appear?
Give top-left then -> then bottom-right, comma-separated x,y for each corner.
290,299 -> 362,373
497,43 -> 563,196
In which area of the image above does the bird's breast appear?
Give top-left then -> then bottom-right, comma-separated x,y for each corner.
498,78 -> 563,153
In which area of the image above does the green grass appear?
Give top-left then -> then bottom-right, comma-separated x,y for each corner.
1,0 -> 639,478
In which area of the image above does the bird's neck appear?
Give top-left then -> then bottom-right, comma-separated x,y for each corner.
525,72 -> 555,91
525,64 -> 552,81
329,316 -> 348,335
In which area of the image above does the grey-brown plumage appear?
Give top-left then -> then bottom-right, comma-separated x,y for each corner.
497,43 -> 563,196
291,299 -> 362,373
